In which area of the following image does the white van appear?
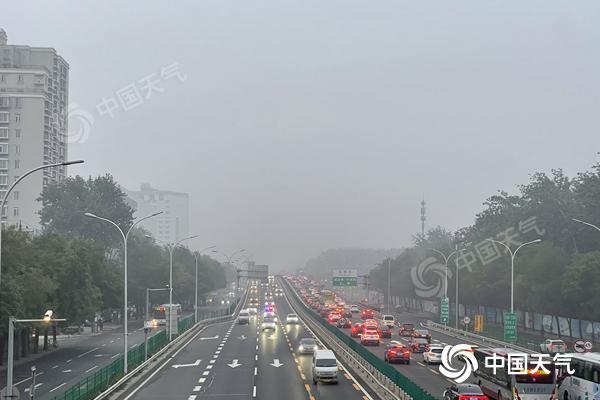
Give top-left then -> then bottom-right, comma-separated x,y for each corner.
382,314 -> 395,328
312,349 -> 339,384
238,309 -> 250,325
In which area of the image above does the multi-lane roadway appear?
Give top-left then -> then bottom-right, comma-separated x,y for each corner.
125,283 -> 374,400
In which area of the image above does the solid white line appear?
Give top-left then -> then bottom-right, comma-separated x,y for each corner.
49,382 -> 67,393
111,353 -> 120,359
77,347 -> 99,358
123,323 -> 219,400
253,386 -> 257,397
85,365 -> 98,373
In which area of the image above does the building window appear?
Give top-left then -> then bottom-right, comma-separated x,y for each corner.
0,112 -> 8,123
15,129 -> 20,138
13,191 -> 18,200
15,114 -> 20,123
0,175 -> 7,186
14,98 -> 22,108
0,159 -> 7,169
0,144 -> 7,154
15,144 -> 20,154
13,207 -> 18,217
14,159 -> 19,169
0,128 -> 7,138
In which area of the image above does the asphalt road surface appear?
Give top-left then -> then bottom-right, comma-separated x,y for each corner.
125,284 -> 373,400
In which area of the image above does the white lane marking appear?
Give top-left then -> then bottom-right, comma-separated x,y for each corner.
14,372 -> 45,386
209,359 -> 216,364
85,365 -> 98,373
77,347 -> 99,358
52,365 -> 59,369
254,367 -> 257,375
253,386 -> 257,397
193,386 -> 201,392
206,365 -> 213,370
111,353 -> 120,359
198,378 -> 206,383
188,396 -> 197,400
24,383 -> 43,392
66,359 -> 72,363
49,382 -> 67,393
202,371 -> 210,376
255,354 -> 258,361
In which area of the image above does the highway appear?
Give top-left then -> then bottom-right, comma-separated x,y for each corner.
283,278 -> 502,399
125,283 -> 373,400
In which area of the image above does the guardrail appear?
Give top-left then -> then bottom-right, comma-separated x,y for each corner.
425,320 -> 535,353
280,278 -> 437,400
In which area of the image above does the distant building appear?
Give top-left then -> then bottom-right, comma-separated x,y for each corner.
0,29 -> 70,230
125,183 -> 189,243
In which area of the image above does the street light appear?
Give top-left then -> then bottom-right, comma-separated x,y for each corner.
572,218 -> 600,233
487,238 -> 542,313
0,160 -> 84,292
146,234 -> 200,341
193,245 -> 216,323
85,211 -> 162,374
429,247 -> 463,299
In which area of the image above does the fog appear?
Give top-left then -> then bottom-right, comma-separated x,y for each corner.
3,0 -> 600,271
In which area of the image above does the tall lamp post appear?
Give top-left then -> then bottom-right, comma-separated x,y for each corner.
85,211 -> 163,374
573,218 -> 600,233
487,238 -> 541,313
429,247 -> 463,299
0,160 -> 84,291
147,234 -> 199,341
213,249 -> 246,293
193,245 -> 216,323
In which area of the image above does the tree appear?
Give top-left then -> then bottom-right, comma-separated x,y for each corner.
38,174 -> 134,248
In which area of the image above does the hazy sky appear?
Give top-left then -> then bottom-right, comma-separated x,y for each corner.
3,1 -> 600,271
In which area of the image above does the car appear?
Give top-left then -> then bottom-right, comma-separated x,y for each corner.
350,305 -> 360,313
337,318 -> 352,328
343,309 -> 353,318
261,316 -> 277,331
247,307 -> 258,315
378,325 -> 392,338
399,323 -> 415,336
327,312 -> 341,324
540,339 -> 567,354
320,307 -> 331,317
312,349 -> 339,384
298,337 -> 319,354
423,346 -> 444,364
410,338 -> 429,353
361,328 -> 380,346
351,323 -> 363,337
361,309 -> 375,320
381,314 -> 395,328
286,313 -> 300,324
443,384 -> 488,400
413,328 -> 432,342
238,309 -> 250,324
384,342 -> 411,364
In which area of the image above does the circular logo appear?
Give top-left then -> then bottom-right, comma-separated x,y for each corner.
574,340 -> 586,353
65,103 -> 94,144
439,344 -> 478,383
410,256 -> 452,299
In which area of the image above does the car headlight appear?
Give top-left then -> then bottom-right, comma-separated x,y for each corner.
298,345 -> 304,351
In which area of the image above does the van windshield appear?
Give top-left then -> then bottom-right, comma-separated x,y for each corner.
316,358 -> 337,367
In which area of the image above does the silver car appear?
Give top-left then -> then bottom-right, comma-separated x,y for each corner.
298,338 -> 319,354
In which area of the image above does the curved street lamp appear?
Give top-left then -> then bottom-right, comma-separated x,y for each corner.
85,210 -> 162,374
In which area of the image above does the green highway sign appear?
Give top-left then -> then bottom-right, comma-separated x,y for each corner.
332,277 -> 358,287
504,312 -> 517,342
440,297 -> 449,324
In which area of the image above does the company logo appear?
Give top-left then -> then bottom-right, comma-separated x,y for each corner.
65,103 -> 95,144
410,256 -> 451,299
439,344 -> 478,383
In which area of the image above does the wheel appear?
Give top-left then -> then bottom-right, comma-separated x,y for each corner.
563,392 -> 569,400
313,378 -> 317,385
497,390 -> 503,400
406,360 -> 410,365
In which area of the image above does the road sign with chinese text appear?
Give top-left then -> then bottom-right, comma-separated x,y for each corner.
332,269 -> 358,287
440,297 -> 449,324
504,312 -> 517,342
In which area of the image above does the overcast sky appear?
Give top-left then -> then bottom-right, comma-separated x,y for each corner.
3,1 -> 600,271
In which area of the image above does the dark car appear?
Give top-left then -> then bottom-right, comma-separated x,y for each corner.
410,338 -> 429,353
337,318 -> 352,328
443,384 -> 488,400
320,307 -> 331,317
378,325 -> 392,338
399,323 -> 415,337
343,310 -> 353,318
384,343 -> 411,364
351,323 -> 363,337
413,328 -> 432,343
360,309 -> 374,320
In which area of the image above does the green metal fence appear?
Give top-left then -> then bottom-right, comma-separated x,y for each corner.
51,312 -> 213,400
282,279 -> 437,400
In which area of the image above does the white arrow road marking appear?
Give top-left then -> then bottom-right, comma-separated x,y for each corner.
270,359 -> 283,368
24,383 -> 43,392
199,335 -> 219,341
228,359 -> 241,368
172,359 -> 201,369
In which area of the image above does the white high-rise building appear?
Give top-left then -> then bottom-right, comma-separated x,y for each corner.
125,183 -> 189,244
0,29 -> 69,230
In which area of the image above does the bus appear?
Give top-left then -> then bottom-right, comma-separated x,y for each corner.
151,304 -> 182,326
557,352 -> 600,400
472,347 -> 556,400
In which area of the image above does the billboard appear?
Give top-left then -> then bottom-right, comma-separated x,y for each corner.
332,268 -> 358,287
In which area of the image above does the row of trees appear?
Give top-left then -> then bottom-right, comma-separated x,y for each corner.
0,175 -> 226,361
369,162 -> 600,322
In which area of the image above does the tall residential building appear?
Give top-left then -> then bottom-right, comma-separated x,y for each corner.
125,183 -> 189,244
0,29 -> 69,231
